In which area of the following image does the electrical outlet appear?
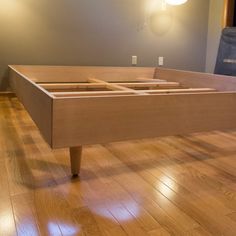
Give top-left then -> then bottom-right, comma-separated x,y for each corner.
158,56 -> 164,66
132,56 -> 137,66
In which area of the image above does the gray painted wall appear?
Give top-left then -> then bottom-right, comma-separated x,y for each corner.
205,0 -> 224,73
0,0 -> 209,90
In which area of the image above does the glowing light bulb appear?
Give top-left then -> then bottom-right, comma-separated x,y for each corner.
165,0 -> 188,5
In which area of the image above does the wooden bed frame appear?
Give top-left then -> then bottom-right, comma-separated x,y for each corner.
8,65 -> 236,176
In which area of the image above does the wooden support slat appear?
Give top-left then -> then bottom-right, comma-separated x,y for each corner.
40,81 -> 181,93
88,78 -> 135,91
116,82 -> 182,90
136,77 -> 166,82
88,78 -> 149,95
92,81 -> 181,88
39,83 -> 108,90
88,78 -> 132,91
88,79 -> 180,88
88,78 -> 107,84
106,83 -> 136,92
37,76 -> 179,97
144,88 -> 216,94
52,88 -> 215,98
116,82 -> 180,87
38,81 -> 170,89
52,90 -> 136,97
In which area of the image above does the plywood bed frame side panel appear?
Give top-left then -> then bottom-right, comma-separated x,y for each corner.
52,92 -> 236,149
9,65 -> 156,83
155,67 -> 236,91
9,66 -> 53,147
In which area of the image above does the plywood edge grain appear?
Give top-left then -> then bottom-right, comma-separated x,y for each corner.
9,66 -> 53,147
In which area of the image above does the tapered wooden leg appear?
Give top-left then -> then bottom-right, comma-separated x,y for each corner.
69,146 -> 82,176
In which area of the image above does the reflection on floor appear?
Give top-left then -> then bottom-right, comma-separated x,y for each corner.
1,94 -> 236,236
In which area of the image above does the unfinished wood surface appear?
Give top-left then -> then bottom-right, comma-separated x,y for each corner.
145,88 -> 216,94
51,88 -> 217,98
114,82 -> 179,87
8,65 -> 236,150
40,81 -> 182,91
9,67 -> 53,146
39,83 -> 112,91
9,65 -> 156,83
38,81 -> 172,87
88,78 -> 140,92
88,78 -> 182,95
41,81 -> 215,97
52,90 -> 136,97
70,146 -> 83,176
87,78 -> 149,95
155,67 -> 236,91
1,94 -> 236,236
52,92 -> 236,148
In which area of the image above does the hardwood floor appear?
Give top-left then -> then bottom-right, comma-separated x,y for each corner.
1,94 -> 236,236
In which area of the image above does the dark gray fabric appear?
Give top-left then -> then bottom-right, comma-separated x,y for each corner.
215,27 -> 236,76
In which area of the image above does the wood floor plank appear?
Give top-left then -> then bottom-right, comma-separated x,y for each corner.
89,204 -> 127,235
39,145 -> 127,235
108,206 -> 149,236
102,226 -> 128,236
84,148 -> 162,233
148,228 -> 171,236
86,145 -> 197,235
185,227 -> 213,236
227,212 -> 236,222
11,193 -> 41,236
0,161 -> 17,236
79,155 -> 156,235
73,206 -> 103,236
161,137 -> 236,212
105,141 -> 236,235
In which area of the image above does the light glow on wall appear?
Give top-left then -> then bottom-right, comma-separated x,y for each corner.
146,0 -> 163,14
165,0 -> 188,5
0,0 -> 25,17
